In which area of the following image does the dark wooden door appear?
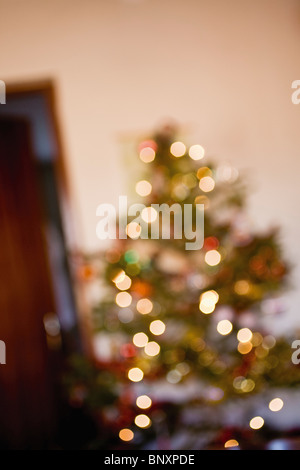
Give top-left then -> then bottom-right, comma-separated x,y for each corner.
0,118 -> 57,449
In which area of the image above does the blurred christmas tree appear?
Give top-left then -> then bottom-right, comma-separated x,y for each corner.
65,124 -> 300,450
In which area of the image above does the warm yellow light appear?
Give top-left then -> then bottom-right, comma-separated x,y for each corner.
144,341 -> 160,357
112,270 -> 126,284
201,290 -> 219,303
249,416 -> 264,430
141,206 -> 158,223
240,378 -> 255,392
199,290 -> 219,314
139,146 -> 156,163
189,144 -> 205,161
199,301 -> 215,314
135,180 -> 152,197
134,414 -> 151,428
115,274 -> 132,291
197,167 -> 212,180
237,328 -> 253,343
224,439 -> 239,448
170,141 -> 186,157
136,298 -> 153,315
119,428 -> 134,442
205,250 -> 221,266
128,367 -> 144,382
238,341 -> 253,355
133,332 -> 149,348
149,320 -> 166,336
251,332 -> 263,346
234,280 -> 250,295
116,291 -> 132,308
126,222 -> 142,239
136,395 -> 152,409
269,398 -> 284,412
217,319 -> 233,336
199,176 -> 215,192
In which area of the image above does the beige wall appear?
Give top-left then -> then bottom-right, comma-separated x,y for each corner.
1,0 -> 300,331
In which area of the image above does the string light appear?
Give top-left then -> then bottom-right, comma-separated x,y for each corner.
170,141 -> 186,157
217,319 -> 233,335
249,416 -> 264,430
126,222 -> 142,239
189,144 -> 205,161
139,146 -> 156,163
115,274 -> 132,290
205,250 -> 221,266
199,290 -> 219,314
234,280 -> 250,295
134,414 -> 151,428
119,428 -> 134,441
224,439 -> 239,448
135,180 -> 152,197
116,291 -> 132,308
237,328 -> 253,343
133,332 -> 149,348
144,341 -> 160,357
149,320 -> 166,335
269,398 -> 284,412
136,298 -> 153,314
112,270 -> 126,284
136,395 -> 152,409
238,341 -> 253,354
199,176 -> 215,192
128,367 -> 144,382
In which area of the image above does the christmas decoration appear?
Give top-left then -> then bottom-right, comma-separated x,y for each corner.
65,124 -> 300,450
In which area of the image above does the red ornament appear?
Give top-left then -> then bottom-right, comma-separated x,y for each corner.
204,236 -> 219,251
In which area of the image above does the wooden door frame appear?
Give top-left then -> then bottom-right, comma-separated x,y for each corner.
5,79 -> 71,225
5,78 -> 93,357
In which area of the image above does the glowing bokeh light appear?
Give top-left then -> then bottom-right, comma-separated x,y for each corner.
135,180 -> 152,197
128,367 -> 144,382
144,341 -> 160,357
119,428 -> 134,442
237,328 -> 253,343
126,222 -> 142,239
139,146 -> 156,163
224,439 -> 239,448
115,274 -> 132,290
199,290 -> 219,314
170,141 -> 186,157
217,319 -> 233,335
269,398 -> 284,412
199,176 -> 215,192
116,291 -> 132,308
133,332 -> 149,348
134,414 -> 151,428
189,144 -> 205,161
249,416 -> 264,430
149,320 -> 166,335
112,270 -> 125,284
205,250 -> 221,266
234,280 -> 250,295
238,341 -> 253,355
136,395 -> 152,409
136,298 -> 153,314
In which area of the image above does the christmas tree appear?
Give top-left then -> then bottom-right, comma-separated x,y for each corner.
65,124 -> 300,450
